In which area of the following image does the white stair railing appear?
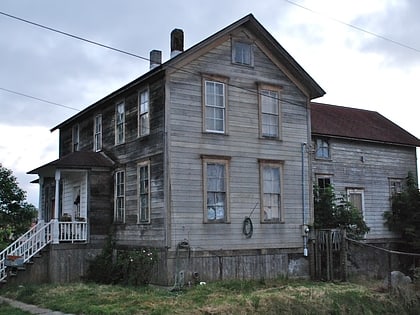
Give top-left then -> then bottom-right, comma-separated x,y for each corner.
0,221 -> 53,282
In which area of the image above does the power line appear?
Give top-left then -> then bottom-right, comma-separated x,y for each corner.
0,10 -> 302,109
284,0 -> 420,54
0,87 -> 79,111
0,11 -> 150,62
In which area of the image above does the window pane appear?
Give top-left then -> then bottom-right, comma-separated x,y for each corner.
262,166 -> 281,221
234,42 -> 251,65
349,193 -> 362,213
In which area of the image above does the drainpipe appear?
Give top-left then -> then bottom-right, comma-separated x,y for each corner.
301,143 -> 309,256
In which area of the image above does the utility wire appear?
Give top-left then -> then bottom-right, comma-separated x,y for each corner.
0,9 -> 304,109
0,11 -> 150,62
0,87 -> 79,111
284,0 -> 420,54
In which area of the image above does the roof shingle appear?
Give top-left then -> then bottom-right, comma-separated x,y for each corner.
311,102 -> 420,147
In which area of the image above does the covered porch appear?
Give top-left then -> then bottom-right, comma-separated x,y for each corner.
28,151 -> 114,244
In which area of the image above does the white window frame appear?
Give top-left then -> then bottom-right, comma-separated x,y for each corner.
260,161 -> 284,223
232,40 -> 253,66
389,178 -> 403,196
138,161 -> 151,224
114,170 -> 125,223
94,114 -> 102,152
346,188 -> 365,217
138,89 -> 150,137
315,138 -> 330,159
259,84 -> 282,139
115,101 -> 125,145
202,156 -> 230,223
203,77 -> 227,134
72,124 -> 79,152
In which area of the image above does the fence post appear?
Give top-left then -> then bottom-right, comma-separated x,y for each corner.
387,250 -> 392,291
340,229 -> 347,281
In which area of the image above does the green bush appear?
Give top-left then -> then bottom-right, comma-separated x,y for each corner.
85,236 -> 158,285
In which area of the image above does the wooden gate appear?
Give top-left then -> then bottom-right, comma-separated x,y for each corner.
312,229 -> 347,281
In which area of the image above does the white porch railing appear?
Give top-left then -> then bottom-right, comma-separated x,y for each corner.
0,221 -> 53,282
0,220 -> 88,282
59,221 -> 88,243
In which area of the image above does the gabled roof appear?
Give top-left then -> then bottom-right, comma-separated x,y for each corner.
51,14 -> 324,132
28,151 -> 114,176
311,102 -> 420,147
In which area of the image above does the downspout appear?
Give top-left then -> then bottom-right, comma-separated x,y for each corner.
301,143 -> 309,256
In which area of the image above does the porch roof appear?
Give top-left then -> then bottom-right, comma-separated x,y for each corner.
28,151 -> 114,176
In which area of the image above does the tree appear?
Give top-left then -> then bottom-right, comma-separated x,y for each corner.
384,172 -> 420,251
0,164 -> 37,250
314,185 -> 370,238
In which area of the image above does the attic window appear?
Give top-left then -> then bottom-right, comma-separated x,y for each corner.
232,40 -> 253,66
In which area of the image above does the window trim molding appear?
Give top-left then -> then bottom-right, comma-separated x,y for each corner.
72,124 -> 80,152
93,114 -> 102,152
138,160 -> 151,224
202,156 -> 230,224
314,137 -> 331,160
258,83 -> 282,140
138,88 -> 150,138
114,169 -> 126,223
231,38 -> 254,67
202,74 -> 229,135
115,100 -> 125,145
259,160 -> 284,223
346,188 -> 365,218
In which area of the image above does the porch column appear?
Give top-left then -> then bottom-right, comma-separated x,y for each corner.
52,169 -> 61,244
38,176 -> 44,222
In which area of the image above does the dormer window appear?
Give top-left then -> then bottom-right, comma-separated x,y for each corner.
232,40 -> 253,66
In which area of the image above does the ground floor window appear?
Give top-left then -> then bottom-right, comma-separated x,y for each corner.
260,161 -> 283,222
114,170 -> 125,223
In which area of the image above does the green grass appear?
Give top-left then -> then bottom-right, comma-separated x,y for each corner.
1,279 -> 419,315
0,302 -> 31,315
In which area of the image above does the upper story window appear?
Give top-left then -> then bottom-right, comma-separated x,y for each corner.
138,89 -> 150,137
232,40 -> 253,66
114,170 -> 125,223
260,85 -> 281,139
94,114 -> 102,152
72,124 -> 79,152
204,79 -> 227,133
203,156 -> 230,223
138,161 -> 150,224
260,161 -> 283,222
315,138 -> 330,159
115,101 -> 125,145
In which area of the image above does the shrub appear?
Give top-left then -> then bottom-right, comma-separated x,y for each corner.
85,236 -> 158,285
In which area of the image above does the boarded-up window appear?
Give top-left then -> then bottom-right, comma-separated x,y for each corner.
204,80 -> 225,133
138,90 -> 150,137
115,101 -> 125,145
203,157 -> 229,223
114,170 -> 125,223
138,162 -> 150,223
260,162 -> 283,222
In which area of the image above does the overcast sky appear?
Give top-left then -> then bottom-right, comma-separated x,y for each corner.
1,0 -> 420,206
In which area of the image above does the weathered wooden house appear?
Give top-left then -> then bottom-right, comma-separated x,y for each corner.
1,14 -> 419,285
311,102 -> 420,240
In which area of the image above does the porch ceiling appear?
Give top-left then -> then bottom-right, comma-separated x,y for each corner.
28,151 -> 114,177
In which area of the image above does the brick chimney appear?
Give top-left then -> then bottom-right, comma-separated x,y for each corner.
149,50 -> 162,69
170,28 -> 184,58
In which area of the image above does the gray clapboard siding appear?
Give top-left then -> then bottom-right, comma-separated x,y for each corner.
167,34 -> 310,252
313,138 -> 417,239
